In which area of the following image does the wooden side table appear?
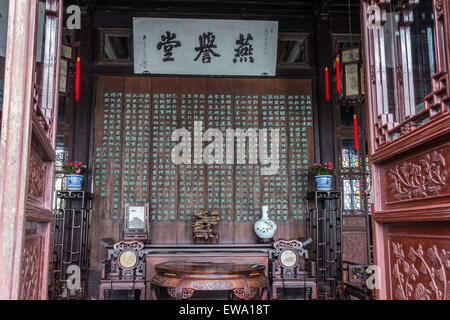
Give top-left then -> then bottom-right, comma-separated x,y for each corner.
150,262 -> 269,300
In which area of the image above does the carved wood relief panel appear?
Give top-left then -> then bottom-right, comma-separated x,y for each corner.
343,216 -> 366,228
20,236 -> 43,299
384,144 -> 449,205
19,221 -> 48,300
343,231 -> 368,264
28,148 -> 47,203
387,222 -> 450,300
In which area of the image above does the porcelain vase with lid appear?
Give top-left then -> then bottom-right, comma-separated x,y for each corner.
254,205 -> 277,239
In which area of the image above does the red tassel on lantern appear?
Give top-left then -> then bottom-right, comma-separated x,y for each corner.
75,57 -> 80,101
336,56 -> 341,93
353,114 -> 358,151
325,67 -> 330,101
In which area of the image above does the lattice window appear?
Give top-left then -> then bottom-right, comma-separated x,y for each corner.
341,138 -> 359,169
277,33 -> 310,67
343,179 -> 362,213
363,0 -> 449,148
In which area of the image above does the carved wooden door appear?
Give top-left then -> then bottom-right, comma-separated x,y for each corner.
361,0 -> 450,299
0,0 -> 63,299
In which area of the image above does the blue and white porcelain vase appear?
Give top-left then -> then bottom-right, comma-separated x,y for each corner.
66,174 -> 84,191
254,205 -> 277,239
315,175 -> 332,191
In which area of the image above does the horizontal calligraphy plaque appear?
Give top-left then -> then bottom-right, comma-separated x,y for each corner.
133,18 -> 278,76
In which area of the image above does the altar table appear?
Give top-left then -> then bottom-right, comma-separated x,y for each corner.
150,261 -> 269,300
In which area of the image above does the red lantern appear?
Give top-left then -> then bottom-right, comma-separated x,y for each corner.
75,57 -> 80,101
336,56 -> 341,93
353,114 -> 358,151
325,67 -> 330,101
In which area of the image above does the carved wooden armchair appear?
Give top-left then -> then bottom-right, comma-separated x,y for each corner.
269,239 -> 317,300
99,240 -> 146,300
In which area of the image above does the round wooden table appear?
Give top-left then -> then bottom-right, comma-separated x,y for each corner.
151,261 -> 269,300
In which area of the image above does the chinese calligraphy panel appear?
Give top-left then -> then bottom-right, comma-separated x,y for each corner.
133,18 -> 278,76
93,76 -> 313,245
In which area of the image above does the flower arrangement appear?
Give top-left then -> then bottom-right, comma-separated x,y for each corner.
311,162 -> 335,176
62,162 -> 86,175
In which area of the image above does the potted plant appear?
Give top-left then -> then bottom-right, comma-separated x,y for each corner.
63,162 -> 87,191
311,162 -> 335,191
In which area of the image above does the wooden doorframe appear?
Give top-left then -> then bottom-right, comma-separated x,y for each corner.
360,0 -> 450,300
0,0 -> 63,300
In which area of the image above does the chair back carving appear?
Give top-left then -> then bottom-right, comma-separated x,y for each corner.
103,240 -> 145,280
270,239 -> 312,278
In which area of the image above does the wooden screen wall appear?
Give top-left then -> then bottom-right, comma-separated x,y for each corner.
91,76 -> 313,263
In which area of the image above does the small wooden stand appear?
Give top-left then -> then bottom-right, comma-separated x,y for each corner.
257,237 -> 274,244
193,231 -> 219,244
